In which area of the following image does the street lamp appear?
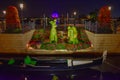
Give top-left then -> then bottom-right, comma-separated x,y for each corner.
19,3 -> 24,21
19,3 -> 24,30
3,10 -> 6,15
2,10 -> 6,31
20,3 -> 24,10
73,11 -> 77,26
43,14 -> 46,30
73,11 -> 77,16
108,6 -> 112,11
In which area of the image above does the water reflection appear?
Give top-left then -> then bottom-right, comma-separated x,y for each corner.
0,68 -> 119,80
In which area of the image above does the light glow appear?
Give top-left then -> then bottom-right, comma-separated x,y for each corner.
20,3 -> 24,10
73,11 -> 77,15
108,6 -> 111,11
51,12 -> 59,18
3,10 -> 6,15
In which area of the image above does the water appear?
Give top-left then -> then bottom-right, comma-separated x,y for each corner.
0,68 -> 119,80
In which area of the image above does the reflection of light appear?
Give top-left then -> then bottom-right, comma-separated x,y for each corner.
26,44 -> 34,50
108,6 -> 111,11
26,44 -> 29,48
25,77 -> 27,80
91,44 -> 94,47
28,47 -> 34,50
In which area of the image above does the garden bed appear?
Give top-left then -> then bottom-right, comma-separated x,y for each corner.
27,29 -> 91,53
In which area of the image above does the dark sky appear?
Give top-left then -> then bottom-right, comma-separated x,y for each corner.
0,0 -> 120,17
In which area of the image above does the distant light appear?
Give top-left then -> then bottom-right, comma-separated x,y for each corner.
20,3 -> 24,10
87,15 -> 90,19
108,6 -> 111,11
73,11 -> 77,15
3,10 -> 6,15
51,12 -> 59,18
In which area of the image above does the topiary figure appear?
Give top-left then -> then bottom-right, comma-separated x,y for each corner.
49,19 -> 58,43
98,6 -> 111,26
67,26 -> 79,44
98,6 -> 112,33
5,6 -> 21,33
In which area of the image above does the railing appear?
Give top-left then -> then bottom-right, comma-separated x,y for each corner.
21,21 -> 35,33
0,21 -> 35,33
85,21 -> 98,33
84,20 -> 119,34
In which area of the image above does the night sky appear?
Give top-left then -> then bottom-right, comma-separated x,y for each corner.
0,0 -> 120,17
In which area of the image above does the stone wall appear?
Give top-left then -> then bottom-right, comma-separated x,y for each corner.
0,30 -> 35,53
85,30 -> 120,53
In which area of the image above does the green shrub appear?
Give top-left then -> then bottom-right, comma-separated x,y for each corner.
56,43 -> 66,49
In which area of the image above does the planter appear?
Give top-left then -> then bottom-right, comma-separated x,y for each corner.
85,30 -> 120,53
0,30 -> 35,53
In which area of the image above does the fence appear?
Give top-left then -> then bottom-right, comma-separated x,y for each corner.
85,21 -> 98,33
84,20 -> 118,34
0,20 -> 35,33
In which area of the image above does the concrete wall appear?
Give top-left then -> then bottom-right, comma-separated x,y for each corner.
0,30 -> 35,53
85,30 -> 120,53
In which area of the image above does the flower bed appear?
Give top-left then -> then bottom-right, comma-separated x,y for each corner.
28,29 -> 91,51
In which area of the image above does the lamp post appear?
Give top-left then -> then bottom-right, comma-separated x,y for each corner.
3,10 -> 6,15
67,12 -> 69,25
43,14 -> 46,30
19,3 -> 24,22
19,3 -> 24,31
2,10 -> 6,31
73,11 -> 77,26
108,6 -> 112,11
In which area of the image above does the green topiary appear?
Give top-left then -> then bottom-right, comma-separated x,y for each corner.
24,56 -> 36,66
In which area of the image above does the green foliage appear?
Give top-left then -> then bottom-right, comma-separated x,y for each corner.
32,33 -> 40,40
8,58 -> 15,65
79,39 -> 85,43
40,43 -> 66,50
24,56 -> 31,64
40,43 -> 56,50
32,29 -> 45,41
56,43 -> 66,49
49,19 -> 58,43
29,25 -> 92,50
40,42 -> 50,49
38,29 -> 44,33
89,10 -> 98,22
77,45 -> 83,49
24,56 -> 36,65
